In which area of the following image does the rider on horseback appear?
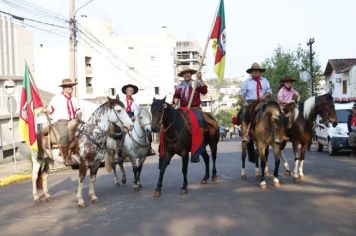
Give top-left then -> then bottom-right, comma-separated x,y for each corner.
115,84 -> 155,156
277,75 -> 300,107
43,79 -> 82,166
239,63 -> 288,143
173,66 -> 219,162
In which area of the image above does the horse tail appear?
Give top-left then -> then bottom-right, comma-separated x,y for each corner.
36,166 -> 43,190
247,140 -> 257,163
104,152 -> 112,173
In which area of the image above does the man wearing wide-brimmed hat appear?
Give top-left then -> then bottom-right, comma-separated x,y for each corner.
118,83 -> 155,156
173,66 -> 207,108
277,75 -> 300,104
239,63 -> 272,142
43,78 -> 82,166
121,84 -> 139,118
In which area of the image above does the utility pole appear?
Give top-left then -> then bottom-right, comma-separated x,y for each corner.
69,0 -> 77,96
307,38 -> 315,96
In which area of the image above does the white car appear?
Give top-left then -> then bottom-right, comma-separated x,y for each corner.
315,102 -> 353,155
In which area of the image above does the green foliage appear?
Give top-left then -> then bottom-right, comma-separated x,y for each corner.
214,109 -> 236,128
261,46 -> 323,101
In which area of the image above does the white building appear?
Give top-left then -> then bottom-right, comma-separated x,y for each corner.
0,15 -> 34,159
323,59 -> 356,102
34,19 -> 177,105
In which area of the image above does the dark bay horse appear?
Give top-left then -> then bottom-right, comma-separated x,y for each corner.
281,93 -> 337,182
150,97 -> 219,197
245,101 -> 288,188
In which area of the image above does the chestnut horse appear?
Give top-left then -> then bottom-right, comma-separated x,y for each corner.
280,93 -> 337,181
150,97 -> 219,197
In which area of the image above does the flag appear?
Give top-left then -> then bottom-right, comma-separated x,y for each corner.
210,0 -> 226,81
18,64 -> 43,152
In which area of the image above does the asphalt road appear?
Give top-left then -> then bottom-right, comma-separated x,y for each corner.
0,138 -> 355,236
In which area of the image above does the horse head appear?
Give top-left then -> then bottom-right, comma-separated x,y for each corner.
107,96 -> 133,131
316,93 -> 338,127
151,96 -> 167,133
137,107 -> 152,134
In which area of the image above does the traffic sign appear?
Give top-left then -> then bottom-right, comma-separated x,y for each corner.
2,80 -> 15,95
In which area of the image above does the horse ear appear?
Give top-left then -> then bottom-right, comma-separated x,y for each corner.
162,96 -> 166,103
116,94 -> 120,102
153,97 -> 156,102
107,96 -> 115,107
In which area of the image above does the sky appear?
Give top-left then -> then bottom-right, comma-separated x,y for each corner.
1,0 -> 356,79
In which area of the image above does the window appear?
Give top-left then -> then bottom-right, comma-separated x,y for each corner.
154,87 -> 159,95
128,46 -> 134,50
129,67 -> 135,70
342,80 -> 347,94
110,88 -> 116,96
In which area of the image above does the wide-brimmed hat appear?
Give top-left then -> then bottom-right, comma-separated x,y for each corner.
246,63 -> 266,74
280,75 -> 297,83
59,78 -> 77,87
121,84 -> 138,95
178,66 -> 197,77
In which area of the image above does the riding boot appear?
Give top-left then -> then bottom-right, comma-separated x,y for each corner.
241,121 -> 250,142
61,145 -> 74,166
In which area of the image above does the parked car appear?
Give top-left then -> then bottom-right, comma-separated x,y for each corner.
315,102 -> 353,155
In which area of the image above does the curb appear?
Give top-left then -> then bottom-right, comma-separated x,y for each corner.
0,174 -> 32,187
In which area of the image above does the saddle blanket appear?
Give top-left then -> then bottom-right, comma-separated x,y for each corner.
159,107 -> 203,160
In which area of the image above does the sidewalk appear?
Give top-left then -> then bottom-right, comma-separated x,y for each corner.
0,151 -> 67,187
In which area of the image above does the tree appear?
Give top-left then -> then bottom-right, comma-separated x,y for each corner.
261,46 -> 323,101
215,109 -> 235,128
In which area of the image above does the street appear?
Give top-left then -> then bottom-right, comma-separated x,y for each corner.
0,138 -> 355,236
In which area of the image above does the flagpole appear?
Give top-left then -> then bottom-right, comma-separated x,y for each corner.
187,0 -> 221,108
24,61 -> 63,158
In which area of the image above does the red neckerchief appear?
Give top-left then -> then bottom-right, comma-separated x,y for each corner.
126,96 -> 133,113
62,92 -> 75,120
252,76 -> 262,98
284,85 -> 291,91
352,113 -> 356,127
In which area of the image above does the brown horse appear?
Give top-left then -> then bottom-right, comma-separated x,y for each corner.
280,93 -> 337,181
150,97 -> 219,197
245,101 -> 288,188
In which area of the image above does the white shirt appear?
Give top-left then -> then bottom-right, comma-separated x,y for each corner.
48,92 -> 80,122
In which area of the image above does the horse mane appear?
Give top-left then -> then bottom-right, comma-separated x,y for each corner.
303,96 -> 316,120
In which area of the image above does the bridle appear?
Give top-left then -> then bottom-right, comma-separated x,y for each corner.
112,105 -> 131,132
158,103 -> 173,132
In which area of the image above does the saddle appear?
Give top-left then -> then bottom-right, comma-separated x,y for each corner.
190,108 -> 219,137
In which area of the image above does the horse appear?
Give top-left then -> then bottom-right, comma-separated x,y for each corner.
104,107 -> 152,190
248,101 -> 289,188
34,97 -> 133,206
150,97 -> 219,197
280,93 -> 337,182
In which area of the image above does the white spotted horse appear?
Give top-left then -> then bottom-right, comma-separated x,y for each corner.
104,107 -> 152,190
35,96 -> 133,207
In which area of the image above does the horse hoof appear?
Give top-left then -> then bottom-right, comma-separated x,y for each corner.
180,189 -> 188,195
138,183 -> 142,188
299,175 -> 305,181
33,198 -> 41,205
284,170 -> 291,176
122,177 -> 126,185
78,203 -> 86,208
200,179 -> 208,184
273,181 -> 281,188
91,198 -> 99,204
259,184 -> 267,190
45,196 -> 53,203
212,176 -> 218,183
115,182 -> 120,187
241,175 -> 247,180
153,191 -> 161,197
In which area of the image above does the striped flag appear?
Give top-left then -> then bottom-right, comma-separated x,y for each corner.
18,64 -> 43,152
211,0 -> 226,81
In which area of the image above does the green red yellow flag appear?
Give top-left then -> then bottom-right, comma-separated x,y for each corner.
18,64 -> 43,152
210,0 -> 226,81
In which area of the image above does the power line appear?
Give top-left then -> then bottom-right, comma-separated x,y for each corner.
0,10 -> 67,29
